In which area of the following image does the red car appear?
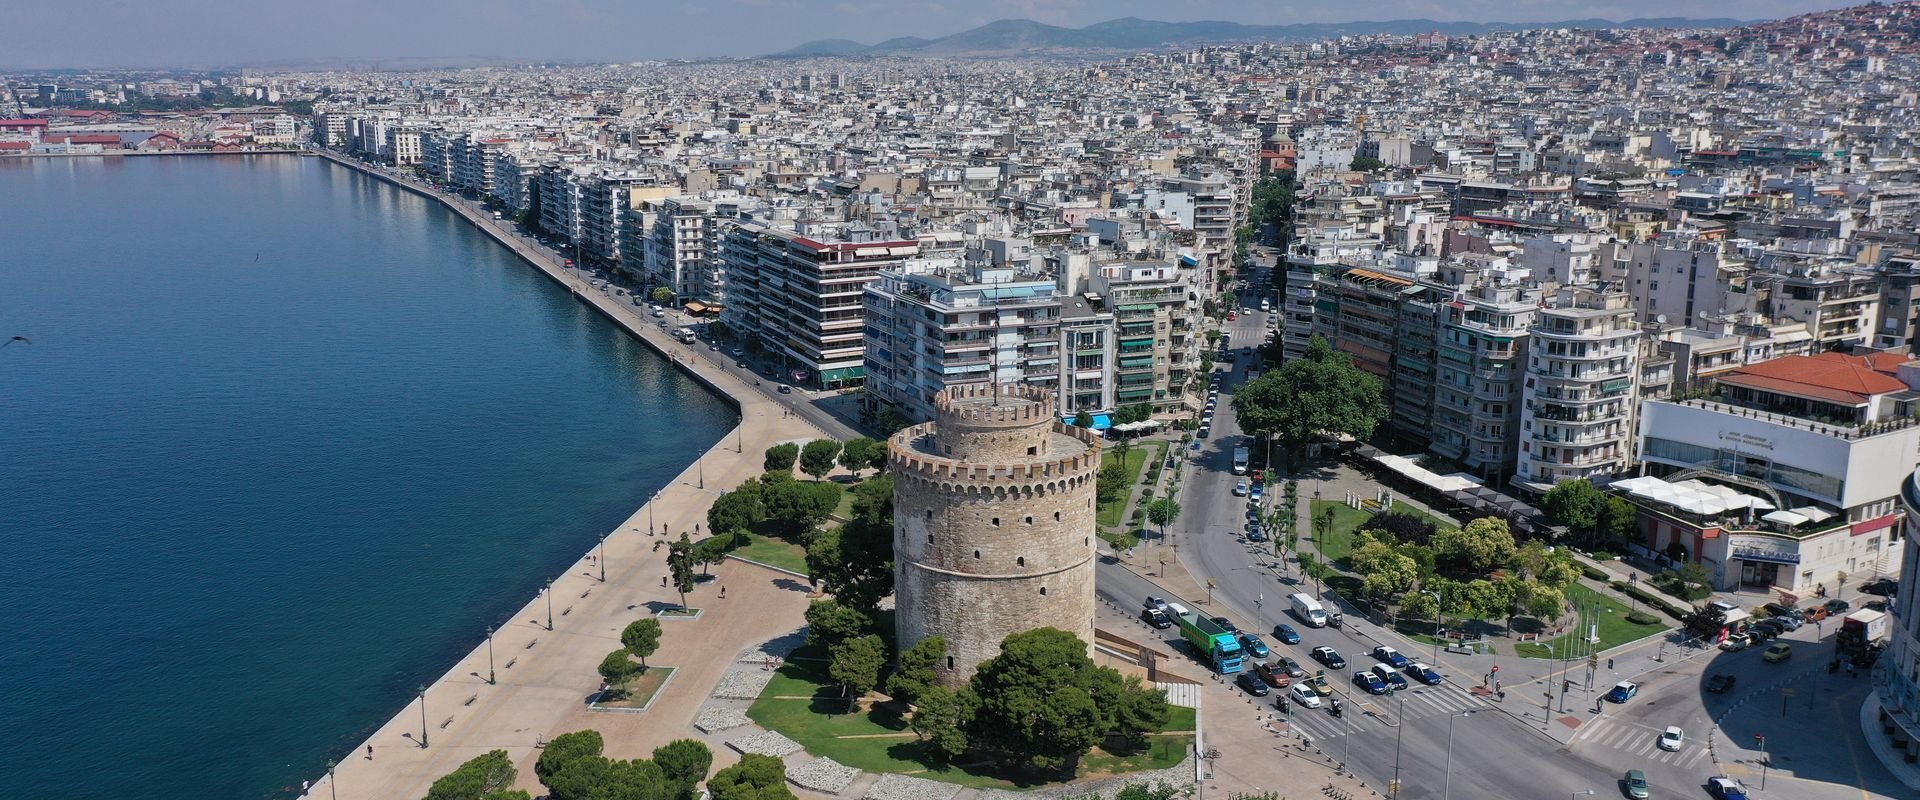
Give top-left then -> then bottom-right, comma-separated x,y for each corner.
1227,313 -> 1237,321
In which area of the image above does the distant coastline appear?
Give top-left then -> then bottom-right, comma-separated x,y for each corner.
0,147 -> 304,159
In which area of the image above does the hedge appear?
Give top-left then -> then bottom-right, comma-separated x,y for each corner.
1611,581 -> 1689,621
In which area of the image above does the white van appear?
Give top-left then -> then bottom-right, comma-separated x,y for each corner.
1289,593 -> 1327,627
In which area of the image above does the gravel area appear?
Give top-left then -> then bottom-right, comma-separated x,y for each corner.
863,773 -> 963,800
713,667 -> 776,700
786,757 -> 861,794
974,756 -> 1193,799
694,706 -> 751,733
728,730 -> 804,757
737,631 -> 807,663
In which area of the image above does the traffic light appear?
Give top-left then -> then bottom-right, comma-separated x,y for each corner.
1754,734 -> 1766,748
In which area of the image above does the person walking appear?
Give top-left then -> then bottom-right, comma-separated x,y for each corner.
366,745 -> 373,760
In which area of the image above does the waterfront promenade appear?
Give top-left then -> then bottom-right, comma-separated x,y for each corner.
304,151 -> 823,799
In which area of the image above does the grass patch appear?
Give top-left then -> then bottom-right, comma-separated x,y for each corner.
832,485 -> 859,520
1096,442 -> 1162,528
747,651 -> 1185,789
660,607 -> 702,618
598,666 -> 675,709
1162,704 -> 1197,732
1099,527 -> 1144,552
1513,582 -> 1670,659
1307,499 -> 1448,563
728,531 -> 810,575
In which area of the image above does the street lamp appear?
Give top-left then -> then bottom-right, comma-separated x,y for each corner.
417,684 -> 429,748
485,624 -> 496,685
1441,710 -> 1476,800
325,758 -> 336,800
598,532 -> 607,583
544,578 -> 554,631
648,490 -> 658,535
697,446 -> 706,489
1390,691 -> 1408,798
1424,589 -> 1443,663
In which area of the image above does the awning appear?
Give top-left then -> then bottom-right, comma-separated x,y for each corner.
1762,509 -> 1809,526
1376,453 -> 1482,493
1791,506 -> 1836,523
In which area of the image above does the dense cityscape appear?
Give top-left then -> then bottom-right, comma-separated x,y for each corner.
6,2 -> 1920,799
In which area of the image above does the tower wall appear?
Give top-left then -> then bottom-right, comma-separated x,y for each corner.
890,384 -> 1101,686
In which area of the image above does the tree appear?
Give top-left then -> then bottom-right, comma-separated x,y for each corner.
707,483 -> 766,539
837,436 -> 881,478
800,439 -> 843,481
545,756 -> 671,800
425,750 -> 529,800
1600,496 -> 1638,542
707,754 -> 798,800
1088,667 -> 1172,753
760,476 -> 842,540
1433,517 -> 1516,574
1540,479 -> 1607,539
909,684 -> 972,761
1145,498 -> 1181,541
1522,582 -> 1565,621
763,443 -> 798,473
1073,410 -> 1095,428
1349,155 -> 1386,171
1400,589 -> 1439,620
652,739 -> 713,800
650,287 -> 675,304
621,618 -> 662,668
887,636 -> 947,706
805,482 -> 895,614
694,535 -> 730,575
966,627 -> 1165,776
1361,552 -> 1419,600
1114,403 -> 1154,425
536,730 -> 605,786
1683,603 -> 1728,641
667,532 -> 697,608
1362,510 -> 1438,546
1232,336 -> 1386,462
598,649 -> 640,692
829,634 -> 887,711
1096,463 -> 1128,506
804,599 -> 871,649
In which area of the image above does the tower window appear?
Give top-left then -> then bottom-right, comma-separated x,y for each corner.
926,510 -> 933,520
1028,446 -> 1038,456
1055,511 -> 1061,521
1039,586 -> 1048,596
947,656 -> 954,669
1024,516 -> 1033,525
1017,556 -> 1025,567
974,550 -> 980,559
991,517 -> 1000,527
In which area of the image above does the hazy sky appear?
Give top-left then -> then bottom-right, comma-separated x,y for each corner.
6,0 -> 1860,69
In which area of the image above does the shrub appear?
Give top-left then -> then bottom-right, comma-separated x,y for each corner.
1625,611 -> 1661,626
1579,564 -> 1611,582
1591,550 -> 1617,561
1141,488 -> 1155,499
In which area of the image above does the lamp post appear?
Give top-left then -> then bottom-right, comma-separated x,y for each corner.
648,490 -> 658,535
1425,589 -> 1443,663
697,447 -> 706,489
1390,691 -> 1408,798
1441,710 -> 1475,800
485,624 -> 497,685
325,758 -> 336,800
417,684 -> 429,748
598,532 -> 607,583
736,413 -> 745,454
544,578 -> 554,631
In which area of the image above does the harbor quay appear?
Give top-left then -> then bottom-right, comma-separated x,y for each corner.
303,150 -> 823,799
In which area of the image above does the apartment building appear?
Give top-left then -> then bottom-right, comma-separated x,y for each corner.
722,219 -> 924,389
862,259 -> 1070,422
1088,261 -> 1198,415
1630,351 -> 1915,592
1318,265 -> 1449,440
1431,278 -> 1538,483
639,196 -> 733,303
1515,286 -> 1641,490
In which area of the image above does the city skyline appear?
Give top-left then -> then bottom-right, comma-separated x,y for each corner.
5,0 -> 1861,69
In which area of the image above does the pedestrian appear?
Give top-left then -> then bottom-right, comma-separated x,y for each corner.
302,780 -> 310,793
366,745 -> 373,760
661,575 -> 668,588
720,585 -> 727,599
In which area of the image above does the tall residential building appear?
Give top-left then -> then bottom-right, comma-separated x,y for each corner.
1090,262 -> 1199,415
639,196 -> 729,302
1431,279 -> 1538,482
721,219 -> 923,389
862,260 -> 1068,423
1059,293 -> 1118,419
1515,286 -> 1641,490
1317,265 -> 1449,441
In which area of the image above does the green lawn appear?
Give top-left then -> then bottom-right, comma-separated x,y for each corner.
1097,441 -> 1164,528
598,666 -> 675,709
727,531 -> 810,575
1307,499 -> 1448,564
1513,582 -> 1670,659
747,652 -> 1193,789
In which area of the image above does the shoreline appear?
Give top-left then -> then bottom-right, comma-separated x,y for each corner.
302,150 -> 822,799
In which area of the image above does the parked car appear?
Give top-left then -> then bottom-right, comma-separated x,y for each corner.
1247,528 -> 1267,543
1763,642 -> 1794,662
1235,671 -> 1271,697
1288,682 -> 1323,708
1745,625 -> 1776,644
1719,633 -> 1752,651
1141,608 -> 1172,629
1824,598 -> 1852,615
1253,661 -> 1293,688
777,384 -> 793,394
1239,634 -> 1270,659
1708,776 -> 1749,800
1658,726 -> 1684,751
1768,614 -> 1802,631
1353,670 -> 1389,695
1861,578 -> 1899,596
1272,624 -> 1301,645
1865,599 -> 1888,612
1762,601 -> 1802,620
1249,484 -> 1264,502
1212,616 -> 1237,632
1311,646 -> 1347,669
1144,596 -> 1169,610
1406,662 -> 1444,686
1372,645 -> 1412,669
1606,681 -> 1639,704
1624,769 -> 1649,799
1705,674 -> 1737,694
1305,673 -> 1333,696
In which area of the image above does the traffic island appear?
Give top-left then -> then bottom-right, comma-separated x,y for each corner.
589,666 -> 677,712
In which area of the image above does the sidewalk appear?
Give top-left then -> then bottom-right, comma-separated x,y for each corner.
303,153 -> 825,800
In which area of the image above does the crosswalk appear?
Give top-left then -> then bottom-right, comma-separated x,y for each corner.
1570,716 -> 1712,769
1278,682 -> 1489,742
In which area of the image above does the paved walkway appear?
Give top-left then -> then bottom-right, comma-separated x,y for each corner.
303,152 -> 824,800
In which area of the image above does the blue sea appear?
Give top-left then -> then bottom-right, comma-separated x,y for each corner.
0,155 -> 733,799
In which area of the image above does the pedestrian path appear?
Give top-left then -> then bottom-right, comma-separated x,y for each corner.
1281,683 -> 1489,742
1570,716 -> 1712,769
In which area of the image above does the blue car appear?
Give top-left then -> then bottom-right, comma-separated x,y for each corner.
1352,670 -> 1388,695
1238,634 -> 1270,659
1605,681 -> 1639,704
1371,645 -> 1411,669
1406,662 -> 1443,686
1272,624 -> 1301,645
1708,777 -> 1748,800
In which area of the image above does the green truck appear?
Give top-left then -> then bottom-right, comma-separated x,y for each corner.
1169,602 -> 1243,673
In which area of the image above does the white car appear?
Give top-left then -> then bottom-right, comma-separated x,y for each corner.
1289,682 -> 1322,708
1658,726 -> 1684,751
1233,480 -> 1250,497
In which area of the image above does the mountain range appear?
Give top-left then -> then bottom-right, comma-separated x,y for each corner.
773,16 -> 1749,58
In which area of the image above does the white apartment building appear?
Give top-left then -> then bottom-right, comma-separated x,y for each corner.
1089,261 -> 1199,415
1630,351 -> 1915,593
1515,286 -> 1641,490
862,259 -> 1070,422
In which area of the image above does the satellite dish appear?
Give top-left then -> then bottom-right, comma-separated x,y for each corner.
1655,314 -> 1668,324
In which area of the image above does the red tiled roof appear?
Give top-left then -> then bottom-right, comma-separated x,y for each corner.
1718,352 -> 1908,405
0,141 -> 29,150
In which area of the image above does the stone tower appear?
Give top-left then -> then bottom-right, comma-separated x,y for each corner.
889,383 -> 1102,686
